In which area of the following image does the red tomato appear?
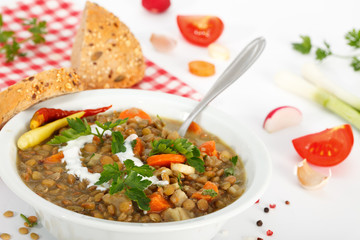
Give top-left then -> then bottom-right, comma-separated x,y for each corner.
176,15 -> 224,47
292,124 -> 354,166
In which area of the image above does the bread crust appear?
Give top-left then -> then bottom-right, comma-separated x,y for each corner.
71,1 -> 145,89
0,68 -> 83,129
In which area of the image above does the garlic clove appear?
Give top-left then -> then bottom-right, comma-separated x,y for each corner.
297,159 -> 330,190
150,33 -> 177,53
208,43 -> 230,60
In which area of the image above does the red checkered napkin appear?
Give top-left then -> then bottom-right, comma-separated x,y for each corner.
0,0 -> 201,101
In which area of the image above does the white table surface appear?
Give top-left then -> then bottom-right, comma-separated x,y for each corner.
1,0 -> 360,239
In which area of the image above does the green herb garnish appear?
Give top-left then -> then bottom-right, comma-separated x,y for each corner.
48,118 -> 127,154
177,173 -> 183,190
202,189 -> 218,197
20,214 -> 37,227
150,138 -> 205,172
95,160 -> 154,211
0,14 -> 47,62
292,29 -> 360,71
224,155 -> 238,177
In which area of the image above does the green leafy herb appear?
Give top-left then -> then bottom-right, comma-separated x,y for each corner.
150,138 -> 205,172
20,214 -> 37,227
0,14 -> 47,62
292,29 -> 360,71
224,155 -> 238,177
292,35 -> 312,54
130,139 -> 137,149
95,160 -> 154,211
177,173 -> 183,190
48,117 -> 127,154
202,189 -> 218,197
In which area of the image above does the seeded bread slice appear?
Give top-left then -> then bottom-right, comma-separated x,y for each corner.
0,68 -> 83,129
71,1 -> 145,89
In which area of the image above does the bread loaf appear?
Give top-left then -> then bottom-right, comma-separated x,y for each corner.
71,1 -> 145,89
0,68 -> 83,129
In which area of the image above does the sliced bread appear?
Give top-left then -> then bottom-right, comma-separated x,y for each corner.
71,1 -> 145,89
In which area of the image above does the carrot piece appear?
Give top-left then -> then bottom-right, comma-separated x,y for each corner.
191,181 -> 219,201
43,151 -> 64,164
199,141 -> 218,156
119,108 -> 152,123
188,121 -> 202,135
188,60 -> 215,77
133,138 -> 144,156
149,192 -> 171,213
147,154 -> 186,167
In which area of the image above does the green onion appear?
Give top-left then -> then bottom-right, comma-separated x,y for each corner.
302,63 -> 360,111
275,71 -> 360,130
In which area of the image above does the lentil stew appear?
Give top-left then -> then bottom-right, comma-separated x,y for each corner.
17,107 -> 246,223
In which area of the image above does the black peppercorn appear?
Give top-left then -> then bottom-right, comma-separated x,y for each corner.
256,220 -> 263,226
264,207 -> 269,213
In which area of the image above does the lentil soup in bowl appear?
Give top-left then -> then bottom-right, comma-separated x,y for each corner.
0,89 -> 271,240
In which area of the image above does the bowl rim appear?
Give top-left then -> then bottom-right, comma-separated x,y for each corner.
0,89 -> 272,232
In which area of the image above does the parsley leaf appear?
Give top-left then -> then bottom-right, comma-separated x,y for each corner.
150,138 -> 205,172
315,41 -> 332,61
224,155 -> 239,177
96,160 -> 154,211
292,35 -> 312,54
345,29 -> 360,49
351,57 -> 360,71
111,131 -> 126,154
48,118 -> 91,144
202,189 -> 218,197
125,188 -> 151,211
0,14 -> 47,62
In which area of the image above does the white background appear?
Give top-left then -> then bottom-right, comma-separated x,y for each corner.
1,0 -> 360,239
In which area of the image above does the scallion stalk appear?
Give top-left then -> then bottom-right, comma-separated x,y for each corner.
302,62 -> 360,111
275,71 -> 360,130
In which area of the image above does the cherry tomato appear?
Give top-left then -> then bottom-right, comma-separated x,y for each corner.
176,15 -> 224,47
292,124 -> 354,166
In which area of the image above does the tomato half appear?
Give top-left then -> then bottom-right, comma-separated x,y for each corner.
176,15 -> 224,47
292,124 -> 354,166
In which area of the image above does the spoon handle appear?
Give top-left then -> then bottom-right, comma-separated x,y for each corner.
178,37 -> 266,137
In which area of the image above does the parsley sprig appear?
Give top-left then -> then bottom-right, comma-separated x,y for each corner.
48,117 -> 127,154
202,189 -> 218,197
292,29 -> 360,71
149,138 -> 205,173
0,14 -> 47,62
95,160 -> 154,211
224,155 -> 238,177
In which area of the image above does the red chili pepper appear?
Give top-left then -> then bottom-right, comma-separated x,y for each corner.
29,105 -> 112,129
269,204 -> 276,208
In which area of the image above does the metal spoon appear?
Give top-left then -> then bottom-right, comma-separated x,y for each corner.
178,37 -> 266,137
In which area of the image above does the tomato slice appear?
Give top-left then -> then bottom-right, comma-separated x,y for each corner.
292,124 -> 354,166
176,15 -> 224,47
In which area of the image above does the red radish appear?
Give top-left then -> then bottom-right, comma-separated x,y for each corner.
142,0 -> 171,13
263,106 -> 302,133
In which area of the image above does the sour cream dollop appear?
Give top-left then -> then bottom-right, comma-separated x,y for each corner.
59,126 -> 168,190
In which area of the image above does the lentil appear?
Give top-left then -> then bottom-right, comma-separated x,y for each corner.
285,200 -> 290,205
30,232 -> 40,240
3,210 -> 14,218
0,233 -> 11,240
19,227 -> 29,235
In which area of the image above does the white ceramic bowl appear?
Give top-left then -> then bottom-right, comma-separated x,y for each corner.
0,89 -> 271,240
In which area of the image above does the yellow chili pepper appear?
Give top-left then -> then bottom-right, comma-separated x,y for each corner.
17,111 -> 85,150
